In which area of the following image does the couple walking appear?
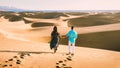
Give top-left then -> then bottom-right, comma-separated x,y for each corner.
50,26 -> 77,55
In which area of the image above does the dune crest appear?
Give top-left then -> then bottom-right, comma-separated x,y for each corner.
0,12 -> 120,68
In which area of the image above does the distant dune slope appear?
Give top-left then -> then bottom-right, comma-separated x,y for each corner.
60,30 -> 120,51
0,11 -> 120,52
68,13 -> 120,27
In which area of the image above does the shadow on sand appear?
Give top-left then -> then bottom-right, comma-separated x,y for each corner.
60,30 -> 120,52
0,50 -> 53,54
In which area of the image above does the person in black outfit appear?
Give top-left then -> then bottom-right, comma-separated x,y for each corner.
50,26 -> 60,53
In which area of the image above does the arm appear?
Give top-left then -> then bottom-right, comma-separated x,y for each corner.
61,35 -> 67,38
74,31 -> 78,39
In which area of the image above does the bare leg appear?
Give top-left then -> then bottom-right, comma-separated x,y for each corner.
54,46 -> 57,53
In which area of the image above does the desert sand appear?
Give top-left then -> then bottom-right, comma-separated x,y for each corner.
0,14 -> 120,68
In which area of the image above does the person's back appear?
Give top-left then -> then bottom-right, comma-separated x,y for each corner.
67,30 -> 77,43
66,26 -> 77,55
50,26 -> 59,53
51,31 -> 59,44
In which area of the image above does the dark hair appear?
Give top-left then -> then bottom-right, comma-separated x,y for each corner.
71,26 -> 74,30
51,26 -> 59,36
53,26 -> 57,32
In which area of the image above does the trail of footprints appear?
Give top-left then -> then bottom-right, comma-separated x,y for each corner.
56,53 -> 74,68
0,52 -> 73,68
0,52 -> 31,68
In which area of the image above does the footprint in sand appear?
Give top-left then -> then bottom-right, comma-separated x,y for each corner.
64,66 -> 72,68
15,59 -> 21,65
8,58 -> 13,61
1,57 -> 15,67
64,59 -> 67,62
66,53 -> 74,56
56,66 -> 61,68
59,60 -> 63,63
55,53 -> 74,68
13,56 -> 17,58
16,61 -> 21,64
56,62 -> 59,65
68,56 -> 72,58
27,53 -> 31,56
20,56 -> 24,59
3,64 -> 8,67
19,54 -> 25,59
66,53 -> 69,55
66,53 -> 74,61
0,53 -> 31,68
66,57 -> 72,61
62,63 -> 66,66
56,61 -> 64,68
9,64 -> 12,67
5,61 -> 8,63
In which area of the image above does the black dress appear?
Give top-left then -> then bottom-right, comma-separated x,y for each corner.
50,31 -> 59,49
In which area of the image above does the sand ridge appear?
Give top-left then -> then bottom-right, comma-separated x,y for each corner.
0,36 -> 119,68
0,14 -> 120,68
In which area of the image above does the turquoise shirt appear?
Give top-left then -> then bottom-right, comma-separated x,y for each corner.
67,30 -> 77,43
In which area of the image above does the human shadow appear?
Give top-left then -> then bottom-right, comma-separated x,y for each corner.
0,50 -> 53,54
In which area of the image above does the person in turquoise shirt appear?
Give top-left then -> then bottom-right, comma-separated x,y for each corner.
67,26 -> 77,55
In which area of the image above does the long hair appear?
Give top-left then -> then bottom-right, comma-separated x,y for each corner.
53,26 -> 57,33
51,26 -> 58,36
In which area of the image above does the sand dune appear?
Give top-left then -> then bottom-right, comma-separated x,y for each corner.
1,16 -> 120,43
0,16 -> 9,22
24,17 -> 68,27
75,23 -> 120,34
0,34 -> 120,68
23,13 -> 92,27
0,14 -> 120,68
1,16 -> 120,42
61,13 -> 94,20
